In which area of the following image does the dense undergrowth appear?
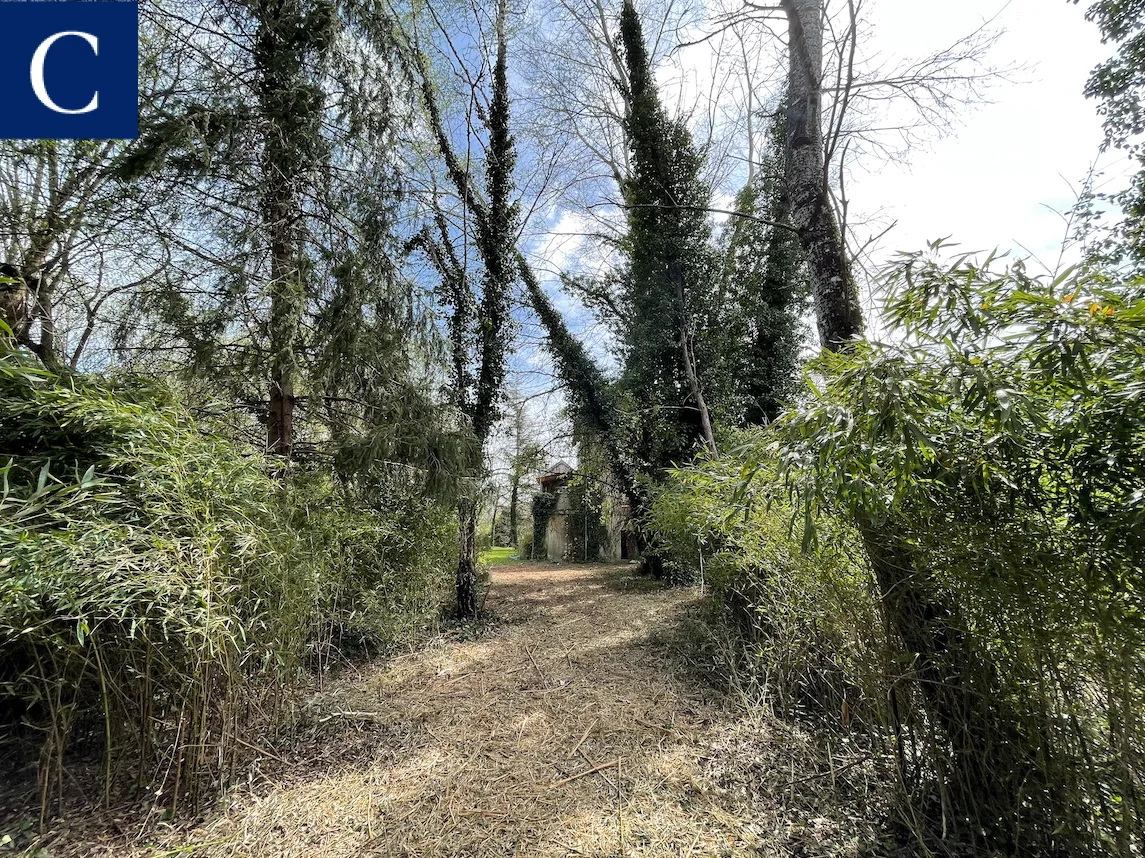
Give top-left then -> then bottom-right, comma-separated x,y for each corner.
650,249 -> 1145,856
0,348 -> 455,813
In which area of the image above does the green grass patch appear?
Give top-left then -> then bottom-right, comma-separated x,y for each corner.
480,546 -> 517,567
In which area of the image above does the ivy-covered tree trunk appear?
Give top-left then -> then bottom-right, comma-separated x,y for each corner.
781,0 -> 1032,832
413,0 -> 517,617
456,497 -> 479,617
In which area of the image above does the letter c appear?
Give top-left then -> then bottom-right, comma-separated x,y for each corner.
30,31 -> 99,115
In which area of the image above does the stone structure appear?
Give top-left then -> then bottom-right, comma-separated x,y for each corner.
534,462 -> 637,563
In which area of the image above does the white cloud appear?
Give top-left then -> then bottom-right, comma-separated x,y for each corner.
848,0 -> 1125,270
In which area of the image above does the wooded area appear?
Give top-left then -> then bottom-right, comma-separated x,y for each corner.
2,0 -> 1144,855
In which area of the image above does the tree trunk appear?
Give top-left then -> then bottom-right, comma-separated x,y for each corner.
265,218 -> 299,459
30,279 -> 61,370
254,0 -> 308,461
781,0 -> 1032,834
0,273 -> 30,344
667,257 -> 717,457
859,523 -> 1031,817
456,497 -> 479,618
509,478 -> 519,546
781,0 -> 864,352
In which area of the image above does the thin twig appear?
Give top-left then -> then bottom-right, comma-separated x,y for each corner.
568,719 -> 598,758
525,645 -> 548,687
776,754 -> 871,789
617,756 -> 625,856
549,758 -> 619,789
233,736 -> 288,765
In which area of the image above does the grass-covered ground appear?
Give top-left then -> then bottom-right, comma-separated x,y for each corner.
479,546 -> 518,567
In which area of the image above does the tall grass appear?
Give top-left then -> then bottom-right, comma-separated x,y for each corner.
0,348 -> 454,813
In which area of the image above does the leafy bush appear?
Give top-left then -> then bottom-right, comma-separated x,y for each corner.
766,248 -> 1145,853
658,248 -> 1145,855
516,529 -> 533,562
0,349 -> 454,809
530,491 -> 557,560
648,446 -> 883,716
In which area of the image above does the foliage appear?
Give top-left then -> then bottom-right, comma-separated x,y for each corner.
0,350 -> 454,809
530,491 -> 558,560
743,245 -> 1145,853
647,446 -> 882,709
516,529 -> 534,562
564,477 -> 608,563
1078,0 -> 1145,267
616,0 -> 720,466
711,114 -> 810,426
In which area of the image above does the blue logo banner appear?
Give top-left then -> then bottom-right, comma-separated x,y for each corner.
0,1 -> 139,140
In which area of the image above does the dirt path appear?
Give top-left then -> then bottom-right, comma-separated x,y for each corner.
41,562 -> 876,858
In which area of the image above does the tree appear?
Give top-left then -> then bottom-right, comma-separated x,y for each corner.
251,0 -> 336,459
516,0 -> 730,577
109,0 -> 442,477
408,0 -> 518,617
518,0 -> 701,201
714,110 -> 808,425
1076,0 -> 1145,268
505,396 -> 547,547
779,0 -> 864,352
616,0 -> 719,459
779,0 -> 1038,837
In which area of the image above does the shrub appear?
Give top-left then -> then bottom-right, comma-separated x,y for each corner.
530,491 -> 557,560
648,447 -> 883,717
0,349 -> 454,810
516,529 -> 533,562
741,248 -> 1144,854
655,248 -> 1145,854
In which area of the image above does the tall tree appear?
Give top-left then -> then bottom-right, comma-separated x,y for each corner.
617,0 -> 719,458
780,0 -> 1036,833
714,109 -> 808,426
506,396 -> 546,547
779,0 -> 863,352
409,0 -> 518,617
252,0 -> 336,459
112,0 -> 436,475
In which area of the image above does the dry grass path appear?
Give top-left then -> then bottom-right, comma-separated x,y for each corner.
36,562 -> 878,858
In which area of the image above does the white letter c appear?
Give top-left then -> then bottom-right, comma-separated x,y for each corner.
31,31 -> 99,115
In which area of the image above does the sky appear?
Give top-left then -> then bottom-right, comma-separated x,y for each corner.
844,0 -> 1120,271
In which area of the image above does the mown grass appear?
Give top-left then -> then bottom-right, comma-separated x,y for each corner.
479,546 -> 517,567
